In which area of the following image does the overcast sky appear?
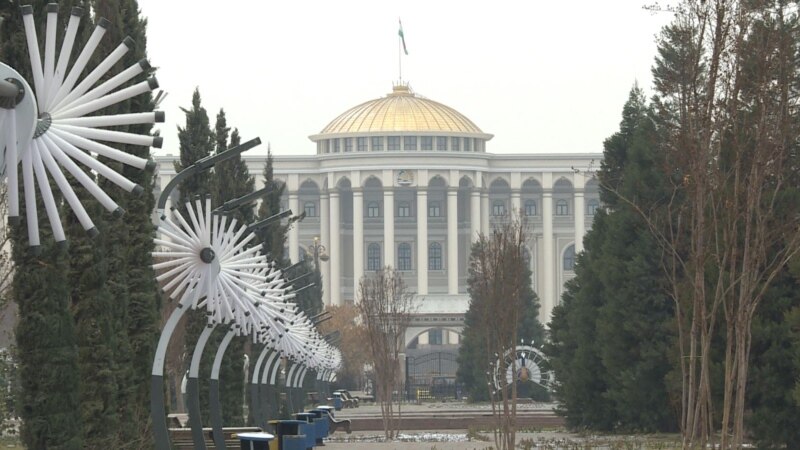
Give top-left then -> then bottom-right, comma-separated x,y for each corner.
136,0 -> 675,157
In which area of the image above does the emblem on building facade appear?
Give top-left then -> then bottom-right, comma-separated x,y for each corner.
396,169 -> 414,186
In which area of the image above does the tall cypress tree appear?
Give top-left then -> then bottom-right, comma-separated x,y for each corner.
66,2 -> 128,446
1,2 -> 86,448
175,88 -> 214,207
175,90 -> 216,424
255,149 -> 291,261
208,111 -> 255,426
86,0 -> 161,445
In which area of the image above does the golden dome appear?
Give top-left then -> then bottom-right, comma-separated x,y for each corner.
312,84 -> 492,139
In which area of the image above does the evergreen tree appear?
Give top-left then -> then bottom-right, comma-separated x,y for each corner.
70,2 -> 160,446
255,148 -> 291,261
545,237 -> 614,430
456,229 -> 545,402
211,113 -> 255,224
175,88 -> 214,207
2,3 -> 87,448
110,0 -> 162,444
209,111 -> 255,426
176,90 -> 216,424
293,259 -> 323,318
745,263 -> 800,449
545,87 -> 678,432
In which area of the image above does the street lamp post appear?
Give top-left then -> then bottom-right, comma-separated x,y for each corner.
308,236 -> 329,270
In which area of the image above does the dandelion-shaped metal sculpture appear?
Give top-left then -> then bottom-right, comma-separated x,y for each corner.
0,5 -> 162,248
151,196 -> 277,450
491,342 -> 554,394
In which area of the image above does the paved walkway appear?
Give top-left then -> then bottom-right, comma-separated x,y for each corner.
320,403 -> 680,449
324,430 -> 566,449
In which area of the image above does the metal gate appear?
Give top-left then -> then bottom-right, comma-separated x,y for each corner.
405,352 -> 463,401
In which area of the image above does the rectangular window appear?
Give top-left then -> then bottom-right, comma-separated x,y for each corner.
404,136 -> 417,150
332,138 -> 340,153
398,202 -> 411,217
429,329 -> 443,345
388,136 -> 401,151
428,201 -> 441,217
304,201 -> 316,217
493,201 -> 506,216
463,138 -> 472,151
372,136 -> 384,151
421,136 -> 433,150
451,137 -> 460,151
556,199 -> 570,216
367,202 -> 380,218
357,137 -> 368,152
437,137 -> 448,151
344,138 -> 353,152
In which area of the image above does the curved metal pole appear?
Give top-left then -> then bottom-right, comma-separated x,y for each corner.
210,329 -> 236,450
250,346 -> 271,427
285,363 -> 298,414
294,366 -> 308,412
187,325 -> 215,450
150,301 -> 190,450
260,352 -> 281,423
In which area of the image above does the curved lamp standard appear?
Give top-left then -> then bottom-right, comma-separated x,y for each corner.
150,157 -> 272,450
1,5 -> 163,250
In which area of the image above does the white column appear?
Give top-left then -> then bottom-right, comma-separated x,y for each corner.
574,189 -> 585,254
329,192 -> 341,305
447,188 -> 458,294
470,190 -> 480,242
352,188 -> 364,301
481,191 -> 490,235
320,193 -> 331,306
384,188 -> 394,269
511,189 -> 521,217
288,193 -> 300,263
542,190 -> 554,323
416,189 -> 428,295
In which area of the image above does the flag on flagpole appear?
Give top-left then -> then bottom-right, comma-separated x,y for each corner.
398,19 -> 409,55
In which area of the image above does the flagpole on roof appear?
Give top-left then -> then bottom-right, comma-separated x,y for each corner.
398,18 -> 409,84
398,17 -> 402,83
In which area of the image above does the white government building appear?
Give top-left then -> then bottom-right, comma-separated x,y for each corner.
155,83 -> 600,359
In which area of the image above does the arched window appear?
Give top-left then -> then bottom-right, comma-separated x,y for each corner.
492,200 -> 506,216
429,329 -> 443,345
397,243 -> 412,271
303,201 -> 316,217
398,202 -> 411,217
429,242 -> 443,270
587,199 -> 600,215
367,201 -> 380,218
367,243 -> 381,271
563,244 -> 575,271
428,201 -> 441,217
556,199 -> 569,216
524,199 -> 537,216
